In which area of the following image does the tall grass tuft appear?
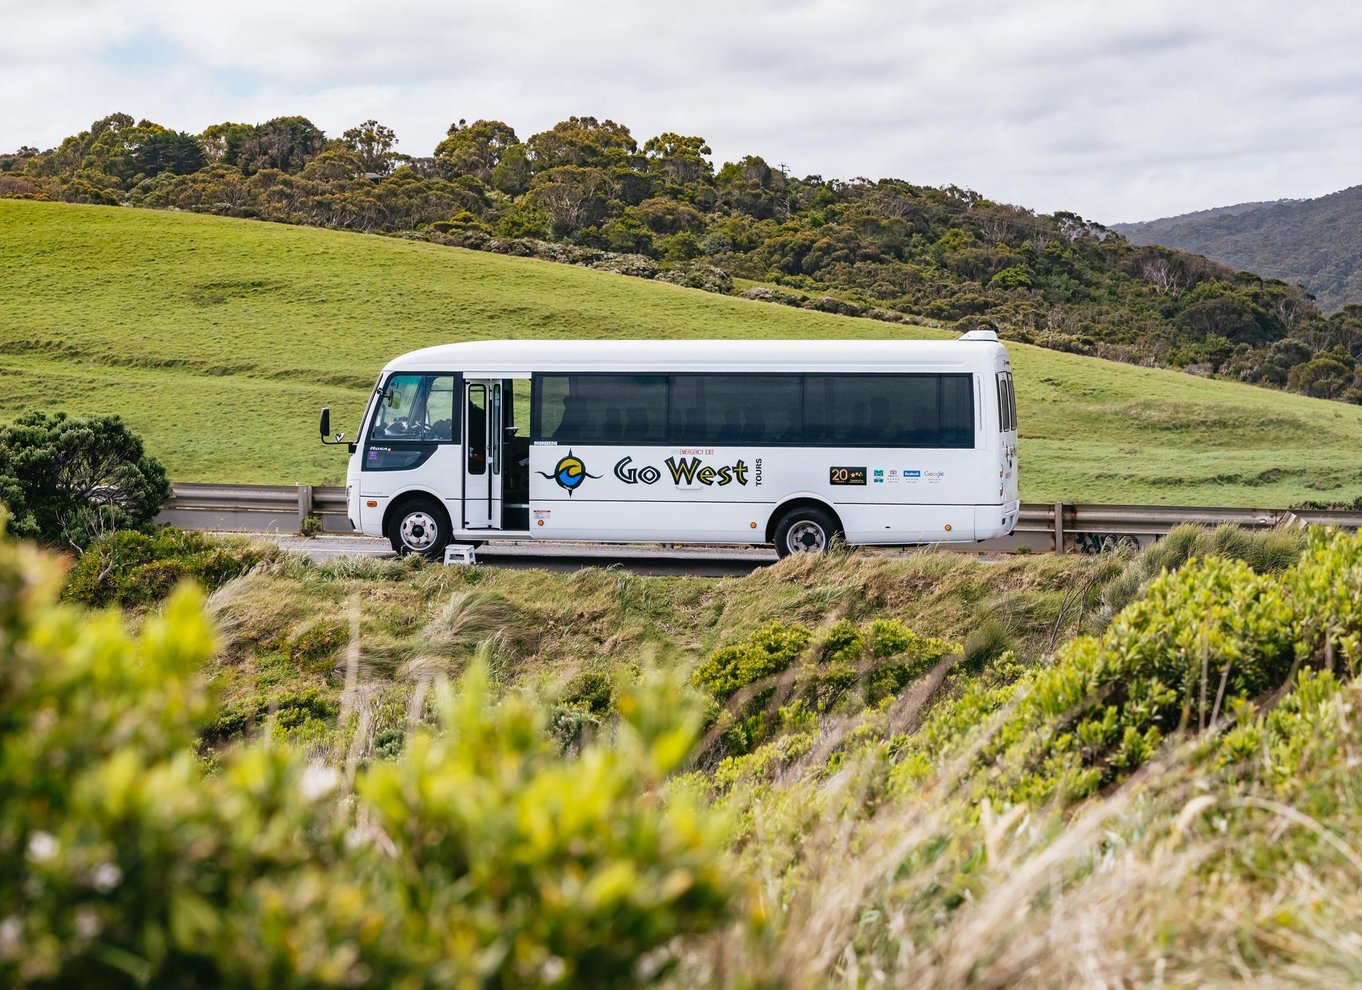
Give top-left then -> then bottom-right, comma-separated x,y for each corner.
403,589 -> 535,681
1090,522 -> 1308,632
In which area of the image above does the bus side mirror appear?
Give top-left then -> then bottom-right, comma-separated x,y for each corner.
319,407 -> 331,440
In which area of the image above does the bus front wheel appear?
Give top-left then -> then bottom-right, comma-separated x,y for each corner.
387,497 -> 451,559
773,506 -> 839,558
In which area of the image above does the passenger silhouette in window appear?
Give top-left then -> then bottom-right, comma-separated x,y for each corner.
868,397 -> 896,443
742,408 -> 766,443
680,407 -> 705,439
554,395 -> 589,440
625,407 -> 650,439
846,401 -> 870,442
602,407 -> 623,441
721,405 -> 742,443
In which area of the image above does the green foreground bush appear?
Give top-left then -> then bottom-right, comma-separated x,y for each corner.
0,539 -> 733,987
64,527 -> 274,608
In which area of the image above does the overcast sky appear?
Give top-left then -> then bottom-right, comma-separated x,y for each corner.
4,0 -> 1361,223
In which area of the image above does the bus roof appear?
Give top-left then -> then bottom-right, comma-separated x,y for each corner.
384,338 -> 1009,374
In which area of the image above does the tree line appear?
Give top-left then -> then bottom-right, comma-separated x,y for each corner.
4,112 -> 1362,404
1115,187 -> 1362,316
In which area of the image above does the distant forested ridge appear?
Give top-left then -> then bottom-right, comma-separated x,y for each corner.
5,112 -> 1362,405
1114,187 -> 1362,316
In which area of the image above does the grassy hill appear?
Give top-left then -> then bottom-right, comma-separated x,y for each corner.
1113,186 -> 1362,314
4,198 -> 1362,506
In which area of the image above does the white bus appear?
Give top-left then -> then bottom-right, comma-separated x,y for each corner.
319,332 -> 1019,558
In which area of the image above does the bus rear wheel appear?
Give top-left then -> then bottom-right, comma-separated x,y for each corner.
387,497 -> 451,559
773,506 -> 839,558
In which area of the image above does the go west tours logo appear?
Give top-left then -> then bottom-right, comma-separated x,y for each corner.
614,455 -> 755,487
538,450 -> 600,496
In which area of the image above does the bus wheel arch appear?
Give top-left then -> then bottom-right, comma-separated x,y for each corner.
768,499 -> 844,558
384,492 -> 452,559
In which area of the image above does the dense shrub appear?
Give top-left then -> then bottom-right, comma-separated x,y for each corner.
0,535 -> 735,987
693,621 -> 812,701
64,527 -> 272,608
655,261 -> 734,293
694,619 -> 958,759
892,527 -> 1362,806
0,411 -> 169,551
1090,523 -> 1307,630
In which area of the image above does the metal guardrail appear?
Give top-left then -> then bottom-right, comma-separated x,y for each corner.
156,483 -> 353,535
156,483 -> 1362,553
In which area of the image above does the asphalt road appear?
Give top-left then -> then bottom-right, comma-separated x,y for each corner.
268,534 -> 779,577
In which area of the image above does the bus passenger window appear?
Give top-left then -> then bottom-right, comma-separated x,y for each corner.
804,373 -> 972,448
940,375 -> 973,444
668,374 -> 801,445
534,374 -> 667,443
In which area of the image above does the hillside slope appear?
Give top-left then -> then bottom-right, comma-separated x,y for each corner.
1113,186 -> 1362,313
4,199 -> 1362,506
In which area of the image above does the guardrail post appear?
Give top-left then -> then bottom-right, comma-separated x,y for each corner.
1053,501 -> 1064,554
297,484 -> 313,528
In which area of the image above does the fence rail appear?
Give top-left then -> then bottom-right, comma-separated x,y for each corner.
156,483 -> 1362,554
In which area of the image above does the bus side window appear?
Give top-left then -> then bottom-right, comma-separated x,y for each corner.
625,407 -> 651,437
669,374 -> 801,445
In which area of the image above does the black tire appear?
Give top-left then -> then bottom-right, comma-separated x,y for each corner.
773,506 -> 840,559
386,497 -> 452,559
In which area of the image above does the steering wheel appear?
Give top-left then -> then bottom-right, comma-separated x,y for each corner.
383,417 -> 433,439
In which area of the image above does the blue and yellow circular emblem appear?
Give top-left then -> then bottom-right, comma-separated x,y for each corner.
538,450 -> 599,496
555,454 -> 587,490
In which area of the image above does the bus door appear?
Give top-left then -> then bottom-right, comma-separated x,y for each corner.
462,379 -> 503,529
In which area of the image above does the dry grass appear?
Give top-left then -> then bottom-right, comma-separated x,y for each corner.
671,675 -> 1362,989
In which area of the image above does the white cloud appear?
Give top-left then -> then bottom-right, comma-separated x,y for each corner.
3,0 -> 1362,222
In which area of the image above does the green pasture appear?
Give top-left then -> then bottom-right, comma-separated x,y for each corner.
3,199 -> 1360,505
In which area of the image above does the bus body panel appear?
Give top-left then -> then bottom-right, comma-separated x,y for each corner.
354,445 -> 465,538
524,442 -> 991,544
